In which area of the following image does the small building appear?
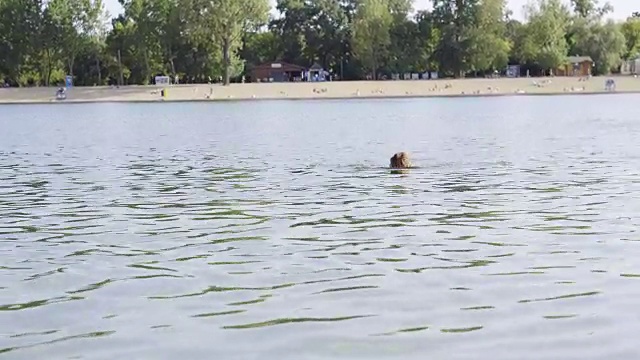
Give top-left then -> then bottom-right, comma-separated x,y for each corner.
250,62 -> 307,83
557,56 -> 593,76
308,63 -> 326,82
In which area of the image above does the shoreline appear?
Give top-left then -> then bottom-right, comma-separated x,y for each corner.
0,90 -> 637,106
0,77 -> 638,105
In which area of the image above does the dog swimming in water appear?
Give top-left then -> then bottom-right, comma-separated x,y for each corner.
390,152 -> 412,169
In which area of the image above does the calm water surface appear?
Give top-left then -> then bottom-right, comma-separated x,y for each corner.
2,95 -> 640,360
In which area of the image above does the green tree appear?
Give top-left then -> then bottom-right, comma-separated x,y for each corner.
271,0 -> 308,66
115,0 -> 164,84
621,16 -> 640,59
388,0 -> 412,20
566,0 -> 624,74
570,0 -> 612,18
571,19 -> 625,74
188,0 -> 269,85
387,17 -> 420,73
415,10 -> 441,71
47,0 -> 106,79
506,19 -> 536,64
304,0 -> 349,72
467,0 -> 510,74
385,10 -> 438,74
351,0 -> 393,80
0,0 -> 47,85
242,31 -> 284,68
105,15 -> 135,84
523,0 -> 570,74
431,0 -> 480,77
153,0 -> 185,77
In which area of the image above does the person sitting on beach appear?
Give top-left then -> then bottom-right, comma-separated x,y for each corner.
390,152 -> 412,169
55,87 -> 67,100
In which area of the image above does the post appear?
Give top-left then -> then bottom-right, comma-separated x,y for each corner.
117,50 -> 124,86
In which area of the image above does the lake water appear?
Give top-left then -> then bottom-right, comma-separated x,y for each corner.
2,95 -> 640,360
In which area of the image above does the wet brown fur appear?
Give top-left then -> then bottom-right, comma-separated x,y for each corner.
390,152 -> 412,169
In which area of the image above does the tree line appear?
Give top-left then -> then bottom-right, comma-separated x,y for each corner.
1,0 -> 639,87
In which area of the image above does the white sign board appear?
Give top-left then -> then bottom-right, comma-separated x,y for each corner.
155,76 -> 170,85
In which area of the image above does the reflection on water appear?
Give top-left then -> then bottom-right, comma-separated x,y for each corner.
2,96 -> 640,359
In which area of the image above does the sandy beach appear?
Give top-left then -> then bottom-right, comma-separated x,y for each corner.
1,76 -> 639,104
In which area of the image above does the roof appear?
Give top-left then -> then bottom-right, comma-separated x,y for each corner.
567,56 -> 593,63
309,63 -> 323,70
252,62 -> 306,71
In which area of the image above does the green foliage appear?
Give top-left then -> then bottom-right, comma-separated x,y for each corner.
0,0 -> 634,85
186,0 -> 269,84
523,0 -> 570,72
351,0 -> 393,79
621,17 -> 640,59
467,0 -> 511,73
570,19 -> 625,74
431,0 -> 480,77
564,0 -> 626,74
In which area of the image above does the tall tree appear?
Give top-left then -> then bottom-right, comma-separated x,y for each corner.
467,0 -> 510,74
387,17 -> 420,73
432,0 -> 480,77
116,0 -> 165,84
0,0 -> 47,85
351,0 -> 393,79
622,17 -> 640,60
188,0 -> 269,85
304,0 -> 350,71
271,0 -> 308,66
506,19 -> 536,64
523,0 -> 570,74
415,10 -> 441,71
242,31 -> 284,67
571,19 -> 624,74
47,0 -> 106,79
566,0 -> 624,74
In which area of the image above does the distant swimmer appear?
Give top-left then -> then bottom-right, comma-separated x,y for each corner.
390,152 -> 412,169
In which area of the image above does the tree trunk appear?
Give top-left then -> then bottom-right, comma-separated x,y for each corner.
143,49 -> 150,84
118,49 -> 124,86
373,60 -> 377,80
96,57 -> 101,85
170,57 -> 176,77
223,37 -> 231,86
322,54 -> 328,74
372,48 -> 377,80
43,48 -> 52,87
68,57 -> 74,78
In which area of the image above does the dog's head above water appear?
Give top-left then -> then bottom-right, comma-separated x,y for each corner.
390,152 -> 412,169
